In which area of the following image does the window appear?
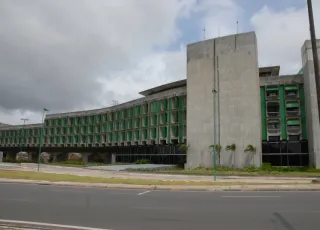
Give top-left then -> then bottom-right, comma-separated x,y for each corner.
267,102 -> 280,117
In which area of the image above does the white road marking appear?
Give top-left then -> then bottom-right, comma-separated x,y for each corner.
222,195 -> 281,198
138,190 -> 151,196
0,219 -> 112,230
0,198 -> 33,202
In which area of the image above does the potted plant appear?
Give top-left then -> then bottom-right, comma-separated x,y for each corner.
225,144 -> 236,167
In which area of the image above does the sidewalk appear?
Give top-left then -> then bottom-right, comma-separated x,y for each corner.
0,163 -> 317,184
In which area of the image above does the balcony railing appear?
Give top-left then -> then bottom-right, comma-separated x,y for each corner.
267,112 -> 280,117
268,128 -> 281,134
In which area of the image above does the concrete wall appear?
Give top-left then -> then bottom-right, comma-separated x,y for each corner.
301,40 -> 320,168
186,39 -> 215,168
186,32 -> 261,169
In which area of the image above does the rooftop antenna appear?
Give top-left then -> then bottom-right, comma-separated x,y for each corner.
112,100 -> 119,106
218,25 -> 220,37
203,27 -> 206,40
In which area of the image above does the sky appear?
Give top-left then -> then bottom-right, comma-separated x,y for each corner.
0,0 -> 318,125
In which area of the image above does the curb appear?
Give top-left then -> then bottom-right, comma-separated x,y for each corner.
0,219 -> 109,230
1,178 -> 320,192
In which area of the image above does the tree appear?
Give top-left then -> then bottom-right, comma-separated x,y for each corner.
244,144 -> 256,165
225,144 -> 236,167
209,144 -> 222,164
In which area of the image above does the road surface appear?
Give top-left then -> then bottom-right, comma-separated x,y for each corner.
0,183 -> 319,230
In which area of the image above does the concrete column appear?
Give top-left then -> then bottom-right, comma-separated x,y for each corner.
81,153 -> 92,163
28,152 -> 33,161
186,32 -> 261,169
0,152 -> 3,162
301,40 -> 320,168
111,153 -> 116,164
50,153 -> 61,163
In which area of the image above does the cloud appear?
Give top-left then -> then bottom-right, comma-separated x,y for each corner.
0,0 -> 241,125
251,2 -> 320,74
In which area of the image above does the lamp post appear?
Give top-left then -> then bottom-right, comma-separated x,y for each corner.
20,118 -> 28,152
212,88 -> 218,181
37,108 -> 49,172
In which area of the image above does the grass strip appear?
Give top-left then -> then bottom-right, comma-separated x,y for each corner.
129,169 -> 320,177
0,170 -> 304,186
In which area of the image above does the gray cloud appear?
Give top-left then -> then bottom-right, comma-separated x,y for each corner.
0,0 -> 189,115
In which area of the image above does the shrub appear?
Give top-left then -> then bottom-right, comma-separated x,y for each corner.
261,163 -> 272,171
59,160 -> 86,166
136,159 -> 149,164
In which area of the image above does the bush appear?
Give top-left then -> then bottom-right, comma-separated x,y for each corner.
58,160 -> 86,166
261,163 -> 272,171
136,159 -> 149,164
3,158 -> 32,163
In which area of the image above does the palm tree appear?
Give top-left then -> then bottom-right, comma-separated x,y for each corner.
244,144 -> 256,165
226,144 -> 236,167
209,144 -> 222,164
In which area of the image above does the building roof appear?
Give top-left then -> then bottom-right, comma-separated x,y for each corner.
139,79 -> 187,96
0,122 -> 10,127
259,66 -> 281,77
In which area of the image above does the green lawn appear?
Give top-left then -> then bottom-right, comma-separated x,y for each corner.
128,166 -> 320,177
0,170 -> 306,186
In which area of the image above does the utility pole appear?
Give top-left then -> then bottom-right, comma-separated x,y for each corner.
20,118 -> 28,152
307,0 -> 320,121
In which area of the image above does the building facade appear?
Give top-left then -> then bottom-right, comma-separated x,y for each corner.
0,31 -> 319,168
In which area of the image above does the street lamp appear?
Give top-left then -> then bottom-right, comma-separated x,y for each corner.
212,88 -> 218,181
20,118 -> 28,152
37,108 -> 49,172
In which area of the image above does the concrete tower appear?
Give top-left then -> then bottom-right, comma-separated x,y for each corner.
186,31 -> 262,169
301,40 -> 320,168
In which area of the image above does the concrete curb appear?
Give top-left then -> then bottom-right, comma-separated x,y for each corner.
0,219 -> 109,230
1,178 -> 320,191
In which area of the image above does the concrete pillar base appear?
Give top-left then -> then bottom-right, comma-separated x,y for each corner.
81,153 -> 92,163
28,152 -> 33,161
101,153 -> 116,164
0,152 -> 3,162
111,153 -> 116,164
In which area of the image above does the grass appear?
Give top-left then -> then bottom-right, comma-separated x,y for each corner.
128,165 -> 320,177
0,170 -> 305,186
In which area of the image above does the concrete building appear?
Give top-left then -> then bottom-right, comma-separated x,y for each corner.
0,31 -> 319,168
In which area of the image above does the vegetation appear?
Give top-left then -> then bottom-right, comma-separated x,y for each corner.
209,144 -> 222,164
0,170 -> 301,186
179,144 -> 190,154
135,159 -> 149,164
225,144 -> 236,167
128,163 -> 320,177
244,144 -> 256,165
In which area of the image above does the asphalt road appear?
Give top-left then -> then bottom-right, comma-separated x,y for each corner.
0,183 -> 319,230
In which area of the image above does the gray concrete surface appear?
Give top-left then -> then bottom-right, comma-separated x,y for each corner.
0,183 -> 320,230
86,164 -> 176,171
0,163 -> 315,184
301,40 -> 320,168
186,31 -> 261,169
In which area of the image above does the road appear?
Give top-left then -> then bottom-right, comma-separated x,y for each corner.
0,183 -> 319,230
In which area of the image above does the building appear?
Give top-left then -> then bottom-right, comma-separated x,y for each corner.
0,31 -> 320,168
